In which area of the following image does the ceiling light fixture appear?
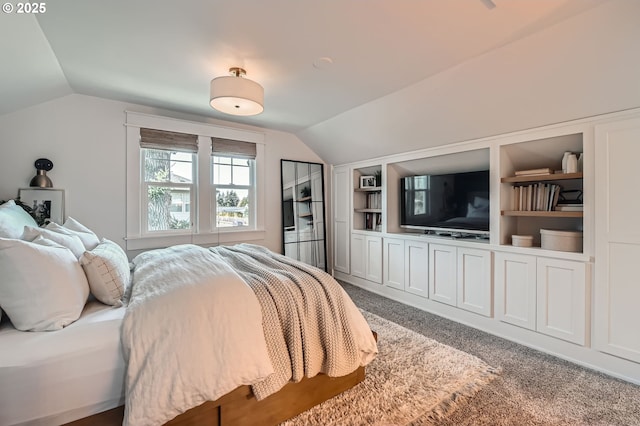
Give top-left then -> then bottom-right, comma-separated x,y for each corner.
209,67 -> 264,116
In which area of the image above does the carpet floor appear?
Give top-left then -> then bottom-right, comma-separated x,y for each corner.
342,282 -> 640,425
283,310 -> 498,426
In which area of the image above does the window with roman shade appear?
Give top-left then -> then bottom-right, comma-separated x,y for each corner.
140,128 -> 198,233
126,111 -> 266,251
211,137 -> 257,229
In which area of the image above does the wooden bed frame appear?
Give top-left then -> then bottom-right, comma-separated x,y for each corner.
65,366 -> 365,426
65,331 -> 376,426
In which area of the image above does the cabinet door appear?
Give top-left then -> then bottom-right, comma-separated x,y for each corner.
495,252 -> 537,331
536,258 -> 588,345
365,236 -> 383,284
428,244 -> 457,306
383,238 -> 405,290
405,240 -> 429,297
457,247 -> 493,317
333,166 -> 350,273
594,117 -> 640,362
350,234 -> 366,279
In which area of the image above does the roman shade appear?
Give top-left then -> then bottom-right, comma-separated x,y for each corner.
211,137 -> 256,159
139,128 -> 198,153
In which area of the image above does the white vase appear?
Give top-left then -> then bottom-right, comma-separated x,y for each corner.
562,151 -> 573,173
566,154 -> 578,173
578,153 -> 584,172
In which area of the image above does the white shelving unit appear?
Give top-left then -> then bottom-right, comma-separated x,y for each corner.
352,166 -> 383,232
332,108 -> 640,385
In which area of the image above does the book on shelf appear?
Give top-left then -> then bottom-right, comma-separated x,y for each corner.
556,203 -> 583,207
366,192 -> 382,209
511,183 -> 561,211
514,167 -> 552,176
555,204 -> 584,212
365,212 -> 382,230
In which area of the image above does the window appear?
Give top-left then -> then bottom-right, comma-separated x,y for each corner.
211,137 -> 257,230
212,156 -> 254,228
143,149 -> 195,231
125,112 -> 265,250
139,128 -> 198,234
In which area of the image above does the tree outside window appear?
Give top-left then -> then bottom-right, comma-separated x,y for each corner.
143,149 -> 194,231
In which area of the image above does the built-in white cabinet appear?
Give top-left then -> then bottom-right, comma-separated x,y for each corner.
383,237 -> 405,290
333,166 -> 351,274
365,236 -> 383,283
350,233 -> 366,279
430,243 -> 493,316
351,233 -> 382,284
404,240 -> 429,297
332,109 -> 640,384
495,252 -> 537,330
495,252 -> 588,345
594,117 -> 640,363
429,244 -> 457,306
536,257 -> 588,345
457,247 -> 493,317
382,238 -> 429,296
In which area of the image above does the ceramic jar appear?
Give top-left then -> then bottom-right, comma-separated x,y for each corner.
566,153 -> 578,173
562,151 -> 573,173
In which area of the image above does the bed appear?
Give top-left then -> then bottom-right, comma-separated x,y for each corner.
0,302 -> 127,426
0,201 -> 378,426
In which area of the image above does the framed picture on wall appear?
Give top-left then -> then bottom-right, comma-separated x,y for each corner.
18,188 -> 65,226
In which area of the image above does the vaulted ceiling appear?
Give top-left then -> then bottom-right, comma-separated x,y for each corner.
4,0 -> 638,164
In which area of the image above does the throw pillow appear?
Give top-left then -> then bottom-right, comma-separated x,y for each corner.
0,238 -> 90,331
0,200 -> 38,239
80,239 -> 130,306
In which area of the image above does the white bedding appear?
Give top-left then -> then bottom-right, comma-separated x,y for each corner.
0,301 -> 126,426
123,243 -> 377,426
123,244 -> 275,426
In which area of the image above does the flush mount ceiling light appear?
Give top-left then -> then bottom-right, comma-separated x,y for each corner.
210,67 -> 264,116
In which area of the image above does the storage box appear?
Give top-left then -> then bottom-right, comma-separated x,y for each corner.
512,235 -> 533,247
540,229 -> 583,252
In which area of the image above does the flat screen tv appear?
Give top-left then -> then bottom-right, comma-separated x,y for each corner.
400,170 -> 490,235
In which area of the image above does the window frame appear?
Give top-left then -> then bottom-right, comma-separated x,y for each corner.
141,148 -> 197,235
211,155 -> 256,231
125,111 -> 265,251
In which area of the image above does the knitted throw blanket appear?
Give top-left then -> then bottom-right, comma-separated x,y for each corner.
209,244 -> 366,400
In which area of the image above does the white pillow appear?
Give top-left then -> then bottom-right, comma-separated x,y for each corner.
80,239 -> 130,306
22,226 -> 86,259
31,234 -> 70,249
0,200 -> 38,239
0,238 -> 89,331
46,217 -> 100,250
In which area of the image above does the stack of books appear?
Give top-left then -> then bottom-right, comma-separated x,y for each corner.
555,203 -> 583,212
514,167 -> 553,177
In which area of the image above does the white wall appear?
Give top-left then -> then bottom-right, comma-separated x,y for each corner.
0,94 -> 323,254
300,0 -> 640,165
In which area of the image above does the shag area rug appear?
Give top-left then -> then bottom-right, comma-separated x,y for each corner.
283,311 -> 500,426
